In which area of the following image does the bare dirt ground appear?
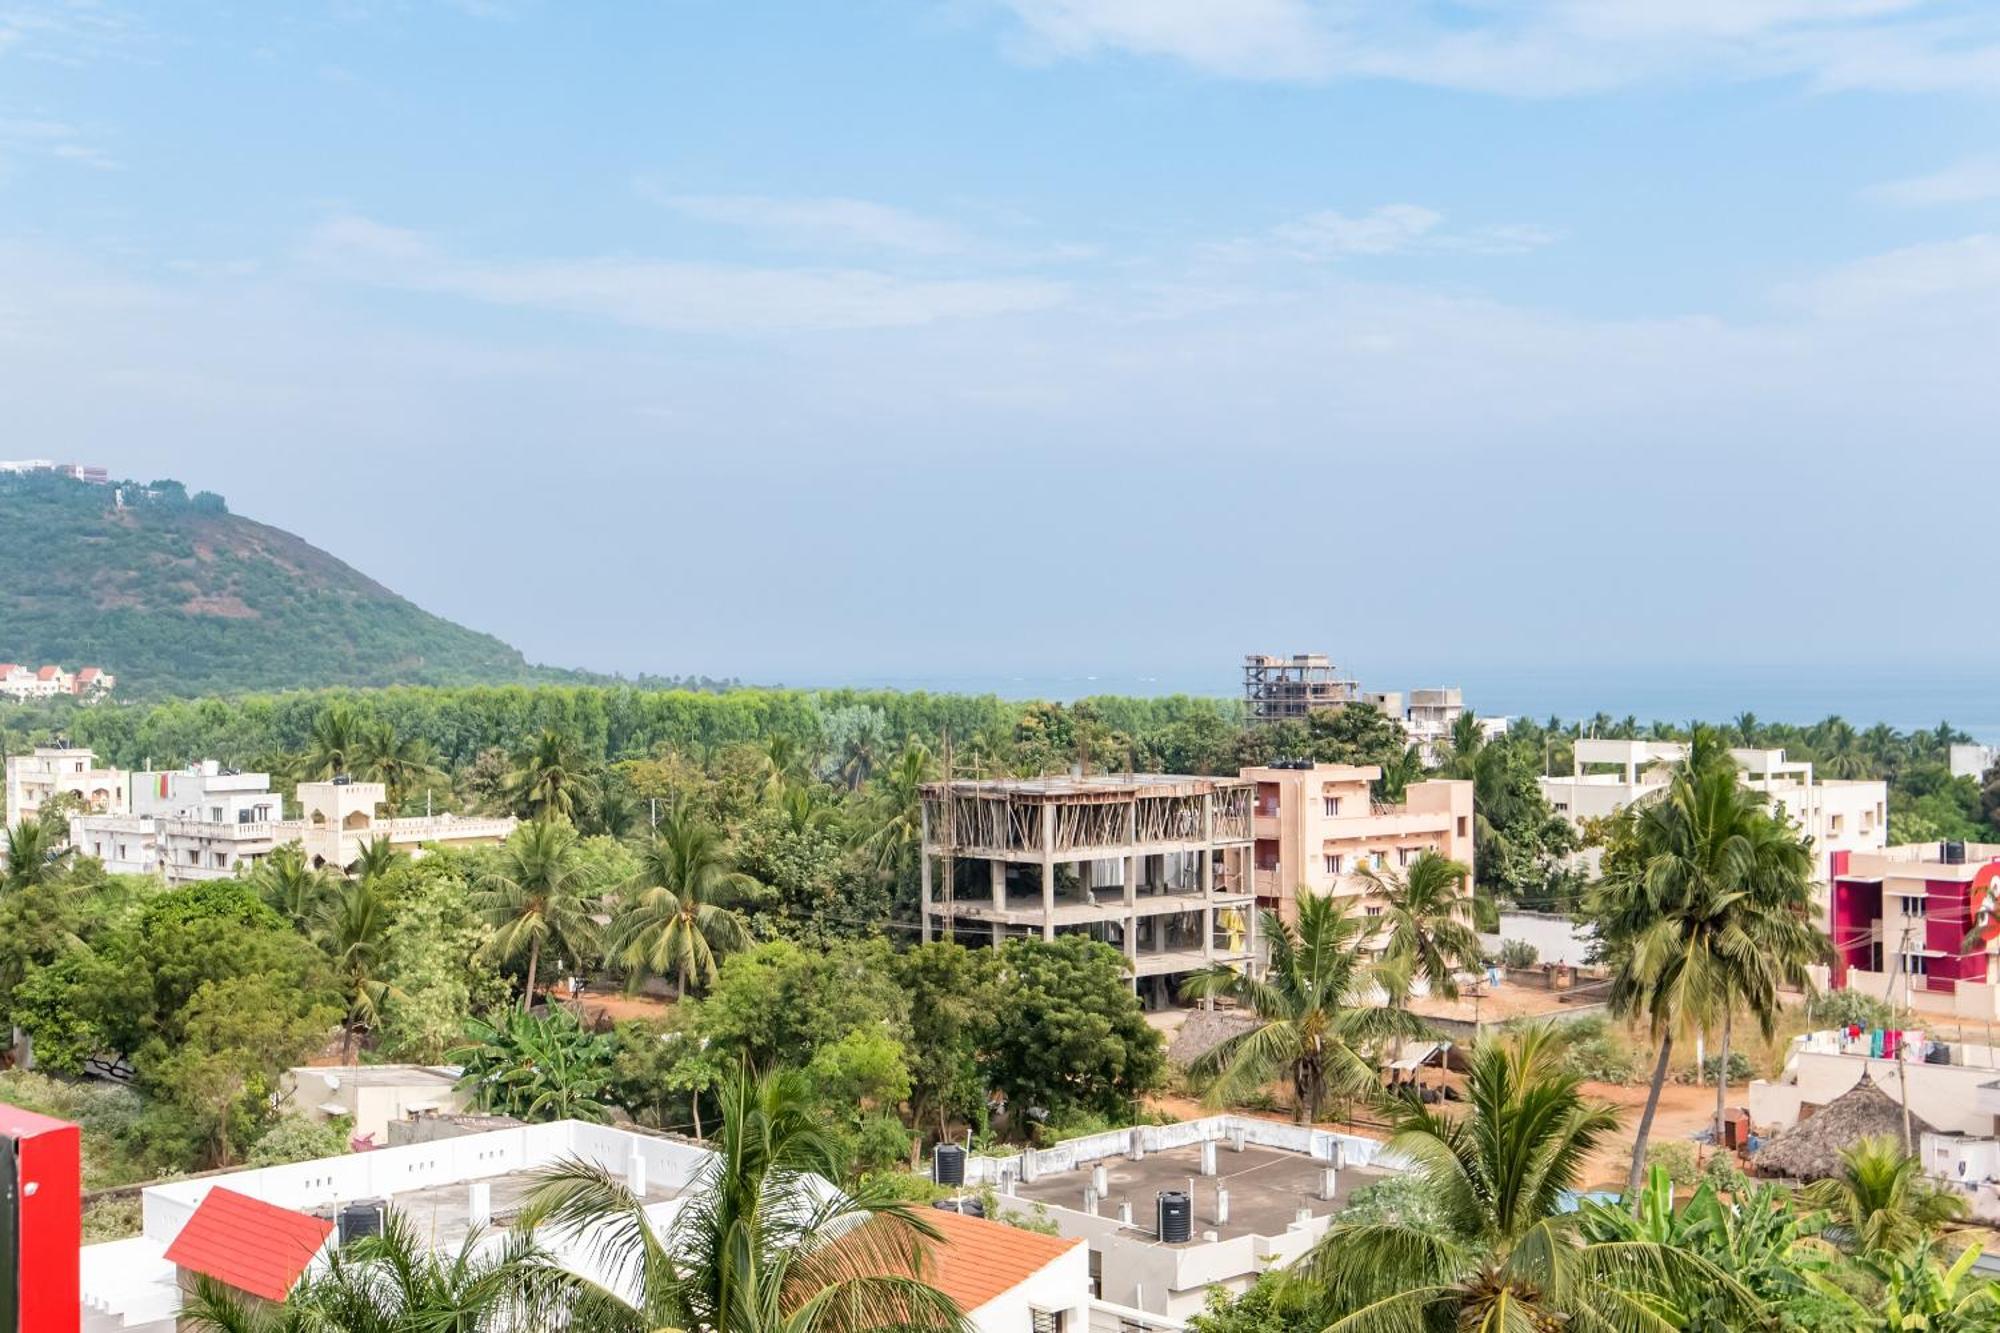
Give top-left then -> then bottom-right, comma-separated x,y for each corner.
560,985 -> 678,1026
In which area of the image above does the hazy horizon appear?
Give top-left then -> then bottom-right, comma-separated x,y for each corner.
7,3 -> 1997,702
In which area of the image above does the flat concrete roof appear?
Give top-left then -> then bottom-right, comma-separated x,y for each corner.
293,1065 -> 460,1088
923,774 -> 1248,800
1008,1140 -> 1393,1244
377,1166 -> 683,1246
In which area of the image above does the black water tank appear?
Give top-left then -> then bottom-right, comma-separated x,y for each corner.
933,1144 -> 966,1187
1156,1190 -> 1192,1243
1946,840 -> 1968,865
338,1200 -> 383,1245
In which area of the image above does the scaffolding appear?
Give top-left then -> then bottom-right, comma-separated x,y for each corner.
1242,653 -> 1362,724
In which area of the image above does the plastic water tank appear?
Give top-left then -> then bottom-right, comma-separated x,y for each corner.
1156,1190 -> 1192,1243
931,1197 -> 986,1219
338,1200 -> 384,1245
932,1144 -> 966,1187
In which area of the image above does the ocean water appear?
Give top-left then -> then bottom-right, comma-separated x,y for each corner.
792,666 -> 2000,744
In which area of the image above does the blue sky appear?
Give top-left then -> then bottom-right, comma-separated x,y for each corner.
4,1 -> 1998,703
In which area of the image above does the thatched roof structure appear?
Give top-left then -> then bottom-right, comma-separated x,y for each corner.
1754,1078 -> 1938,1181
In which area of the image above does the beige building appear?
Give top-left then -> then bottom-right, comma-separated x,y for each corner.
293,778 -> 516,871
4,744 -> 128,830
1242,762 -> 1474,931
919,774 -> 1256,1008
282,1065 -> 471,1146
73,763 -> 290,882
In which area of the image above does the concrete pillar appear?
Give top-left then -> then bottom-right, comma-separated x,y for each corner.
1078,858 -> 1093,907
1320,1167 -> 1339,1200
991,859 -> 1006,910
1215,1187 -> 1229,1225
468,1181 -> 491,1230
1128,1128 -> 1145,1161
919,837 -> 933,944
1040,802 -> 1056,941
1200,1139 -> 1217,1176
1118,1200 -> 1133,1226
1124,850 -> 1139,906
628,1151 -> 647,1197
1092,1164 -> 1109,1195
1084,1186 -> 1099,1215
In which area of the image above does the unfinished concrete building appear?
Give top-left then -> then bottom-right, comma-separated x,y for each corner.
920,774 -> 1256,1008
1242,653 -> 1361,724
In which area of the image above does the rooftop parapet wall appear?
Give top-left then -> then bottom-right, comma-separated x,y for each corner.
959,1114 -> 1410,1189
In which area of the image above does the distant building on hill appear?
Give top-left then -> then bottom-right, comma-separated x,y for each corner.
0,662 -> 116,702
0,459 -> 109,483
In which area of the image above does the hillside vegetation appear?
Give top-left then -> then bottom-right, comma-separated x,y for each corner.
0,473 -> 555,695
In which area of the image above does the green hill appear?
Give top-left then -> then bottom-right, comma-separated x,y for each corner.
0,472 -> 562,696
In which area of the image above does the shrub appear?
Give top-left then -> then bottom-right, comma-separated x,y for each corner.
1498,939 -> 1539,970
1336,1175 -> 1446,1232
1695,1051 -> 1755,1083
1647,1140 -> 1700,1188
247,1115 -> 352,1167
1805,989 -> 1894,1031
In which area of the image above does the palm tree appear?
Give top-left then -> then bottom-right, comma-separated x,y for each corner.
1374,745 -> 1426,803
611,809 -> 755,999
1,818 -> 73,893
509,729 -> 597,823
476,819 -> 603,1012
357,721 -> 447,810
181,1209 -> 601,1331
1800,1135 -> 1970,1256
315,875 -> 398,1058
299,702 -> 369,780
1354,850 -> 1479,1000
247,842 -> 336,930
1180,894 -> 1424,1124
1590,735 -> 1825,1203
349,835 -> 407,885
857,740 -> 932,881
1302,1028 -> 1749,1332
522,1068 -> 970,1333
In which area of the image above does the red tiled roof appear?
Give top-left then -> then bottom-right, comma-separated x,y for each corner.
76,668 -> 101,681
0,664 -> 18,674
35,666 -> 59,680
921,1206 -> 1081,1315
163,1188 -> 333,1303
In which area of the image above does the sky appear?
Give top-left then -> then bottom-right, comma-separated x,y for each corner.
3,0 -> 1999,714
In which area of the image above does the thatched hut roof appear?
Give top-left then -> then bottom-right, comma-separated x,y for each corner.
1754,1078 -> 1938,1181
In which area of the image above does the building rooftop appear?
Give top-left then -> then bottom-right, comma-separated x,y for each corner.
161,1188 -> 332,1303
924,1207 -> 1082,1313
294,1064 -> 461,1090
1005,1134 -> 1395,1244
921,773 -> 1247,800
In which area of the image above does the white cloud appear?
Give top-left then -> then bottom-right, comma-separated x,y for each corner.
640,187 -> 975,256
983,0 -> 2000,96
1869,156 -> 2000,206
0,116 -> 119,172
302,215 -> 1070,332
1214,205 -> 1558,261
1787,232 -> 2000,314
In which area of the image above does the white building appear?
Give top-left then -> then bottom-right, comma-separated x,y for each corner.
960,1114 -> 1408,1324
79,1119 -> 1105,1333
1539,740 -> 1887,916
1953,744 -> 1999,782
4,745 -> 128,831
0,664 -> 115,701
292,778 -> 516,872
282,1066 -> 472,1146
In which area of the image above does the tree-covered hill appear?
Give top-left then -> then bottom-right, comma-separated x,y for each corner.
0,472 -> 563,696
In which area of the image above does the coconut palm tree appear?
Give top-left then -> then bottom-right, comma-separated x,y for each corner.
247,842 -> 336,930
1590,732 -> 1825,1204
857,740 -> 932,881
611,809 -> 754,999
299,702 -> 369,780
357,721 -> 448,810
1374,745 -> 1426,803
1180,894 -> 1424,1124
1,818 -> 73,893
1800,1135 -> 1970,1256
522,1067 -> 970,1333
181,1209 -> 603,1331
1302,1028 -> 1750,1332
349,835 -> 407,885
476,819 -> 603,1012
314,875 -> 399,1058
509,729 -> 598,823
1354,850 -> 1479,1000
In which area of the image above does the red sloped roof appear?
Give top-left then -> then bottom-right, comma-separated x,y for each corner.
163,1188 -> 334,1303
76,668 -> 101,681
36,666 -> 60,679
922,1206 -> 1081,1315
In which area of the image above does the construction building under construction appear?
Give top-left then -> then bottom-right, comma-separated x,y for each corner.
1242,653 -> 1362,724
919,774 -> 1257,1008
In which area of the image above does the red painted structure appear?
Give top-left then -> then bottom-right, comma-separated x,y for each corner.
0,1102 -> 81,1333
1831,849 -> 2000,994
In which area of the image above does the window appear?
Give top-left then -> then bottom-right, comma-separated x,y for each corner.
1398,847 -> 1414,866
1365,905 -> 1383,917
1900,895 -> 1928,917
1324,854 -> 1344,876
1905,954 -> 1931,977
1830,814 -> 1844,834
1457,816 -> 1469,837
1323,796 -> 1343,817
1032,1312 -> 1067,1333
1554,802 -> 1570,814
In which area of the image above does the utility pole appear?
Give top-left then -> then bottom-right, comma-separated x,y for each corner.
1884,925 -> 1915,1153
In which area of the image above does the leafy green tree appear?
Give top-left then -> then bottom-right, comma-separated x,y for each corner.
523,1068 -> 970,1333
475,819 -> 603,1011
980,934 -> 1162,1123
1182,895 -> 1422,1124
246,1114 -> 351,1167
734,801 -> 885,943
453,1007 -> 614,1123
313,876 -> 398,1058
806,1027 -> 917,1173
693,938 -> 911,1074
1301,1028 -> 1749,1331
377,859 -> 506,1061
611,809 -> 755,998
1355,850 -> 1480,1000
1799,1135 -> 1970,1257
893,941 -> 1001,1140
